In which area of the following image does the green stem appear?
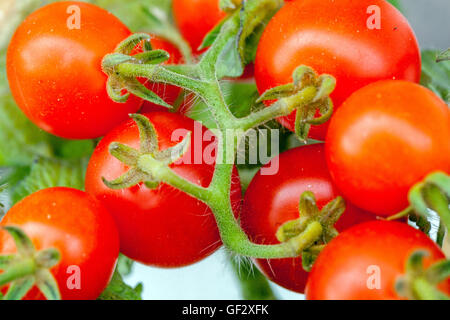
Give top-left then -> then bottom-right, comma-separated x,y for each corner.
211,196 -> 322,258
198,10 -> 241,79
0,257 -> 36,287
116,63 -> 206,95
236,86 -> 318,131
138,155 -> 212,203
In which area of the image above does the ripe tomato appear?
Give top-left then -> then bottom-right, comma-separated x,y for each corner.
255,0 -> 421,140
0,187 -> 119,300
241,144 -> 375,293
6,2 -> 142,139
305,221 -> 450,300
172,0 -> 226,54
326,80 -> 450,216
85,112 -> 242,267
134,35 -> 185,113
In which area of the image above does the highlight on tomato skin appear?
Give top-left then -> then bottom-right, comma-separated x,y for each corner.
6,1 -> 143,140
0,187 -> 120,300
325,80 -> 450,217
305,221 -> 450,300
85,112 -> 242,268
254,0 -> 421,141
241,144 -> 377,294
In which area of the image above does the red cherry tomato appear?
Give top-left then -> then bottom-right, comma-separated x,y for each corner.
255,0 -> 421,140
0,187 -> 119,300
6,2 -> 142,139
172,0 -> 226,54
133,35 -> 185,113
241,144 -> 375,293
85,112 -> 242,267
326,80 -> 450,216
306,221 -> 450,300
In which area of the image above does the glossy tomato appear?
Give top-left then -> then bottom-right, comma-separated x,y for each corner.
241,144 -> 375,293
85,112 -> 242,267
255,0 -> 421,140
305,221 -> 450,300
326,80 -> 450,216
0,187 -> 119,300
172,0 -> 226,53
6,2 -> 142,139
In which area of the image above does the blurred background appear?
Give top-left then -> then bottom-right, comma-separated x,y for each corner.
0,0 -> 449,300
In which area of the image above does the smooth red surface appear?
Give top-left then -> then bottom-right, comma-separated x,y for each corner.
6,2 -> 142,139
0,187 -> 119,300
85,112 -> 242,267
306,221 -> 450,300
172,0 -> 226,53
241,144 -> 376,293
326,80 -> 450,216
255,0 -> 421,140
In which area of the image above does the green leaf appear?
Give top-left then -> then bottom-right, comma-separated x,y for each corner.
216,36 -> 244,79
437,49 -> 450,63
11,157 -> 88,203
199,19 -> 227,51
421,50 -> 450,104
0,95 -> 53,166
47,137 -> 95,160
98,271 -> 143,300
387,0 -> 403,11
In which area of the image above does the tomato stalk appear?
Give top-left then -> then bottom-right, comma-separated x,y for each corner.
389,172 -> 450,237
101,0 -> 338,259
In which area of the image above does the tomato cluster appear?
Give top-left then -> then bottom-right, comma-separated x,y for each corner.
2,0 -> 450,300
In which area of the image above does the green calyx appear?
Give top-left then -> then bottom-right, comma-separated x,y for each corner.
103,114 -> 191,190
388,172 -> 450,236
0,226 -> 61,300
396,250 -> 450,300
257,66 -> 336,141
275,191 -> 345,271
102,33 -> 173,109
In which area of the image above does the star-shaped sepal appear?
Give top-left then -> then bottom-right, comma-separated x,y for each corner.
395,250 -> 450,300
102,114 -> 191,191
257,66 -> 336,141
275,191 -> 345,271
0,226 -> 61,300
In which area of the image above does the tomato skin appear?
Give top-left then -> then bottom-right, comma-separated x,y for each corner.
136,36 -> 185,113
326,80 -> 450,216
255,0 -> 421,140
6,2 -> 142,139
172,0 -> 226,53
241,144 -> 375,293
0,187 -> 119,300
85,112 -> 242,267
306,221 -> 450,300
